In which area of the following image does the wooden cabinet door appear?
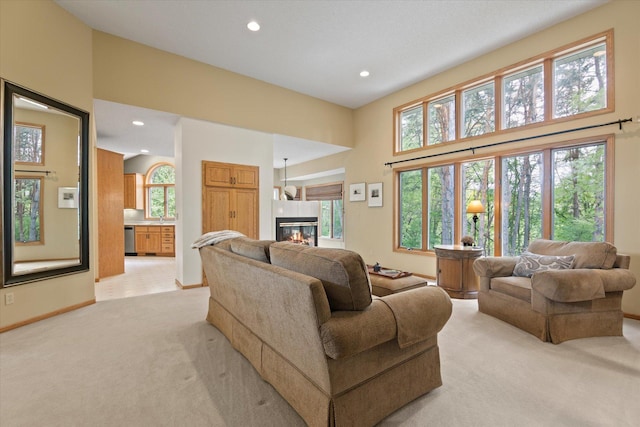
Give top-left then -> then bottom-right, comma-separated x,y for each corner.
124,173 -> 143,209
135,226 -> 149,253
233,165 -> 259,189
203,161 -> 258,189
234,189 -> 258,238
438,257 -> 462,291
203,163 -> 234,187
203,187 -> 232,233
146,226 -> 162,253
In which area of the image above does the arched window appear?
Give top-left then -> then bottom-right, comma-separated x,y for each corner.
145,163 -> 175,220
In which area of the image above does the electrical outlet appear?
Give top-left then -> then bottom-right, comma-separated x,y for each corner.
5,293 -> 14,305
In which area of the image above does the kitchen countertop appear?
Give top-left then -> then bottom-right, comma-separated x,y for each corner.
125,222 -> 175,226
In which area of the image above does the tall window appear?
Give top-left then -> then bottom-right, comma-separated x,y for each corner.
399,170 -> 423,249
395,139 -> 610,256
14,176 -> 43,244
462,159 -> 495,255
305,183 -> 343,240
427,165 -> 454,249
552,144 -> 606,241
501,153 -> 543,255
146,163 -> 175,219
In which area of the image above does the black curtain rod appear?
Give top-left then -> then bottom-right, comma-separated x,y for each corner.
15,169 -> 55,175
384,117 -> 633,167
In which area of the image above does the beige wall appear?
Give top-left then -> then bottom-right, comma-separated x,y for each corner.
0,0 -> 95,329
341,0 -> 640,315
92,31 -> 354,149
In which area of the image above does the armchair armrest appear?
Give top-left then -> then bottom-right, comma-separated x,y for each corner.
532,269 -> 605,302
320,287 -> 452,359
593,268 -> 636,292
532,268 -> 636,303
473,256 -> 518,278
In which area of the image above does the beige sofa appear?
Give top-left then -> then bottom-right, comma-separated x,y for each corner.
199,237 -> 452,427
473,239 -> 636,344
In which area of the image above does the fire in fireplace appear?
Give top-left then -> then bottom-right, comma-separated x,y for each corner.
275,217 -> 318,246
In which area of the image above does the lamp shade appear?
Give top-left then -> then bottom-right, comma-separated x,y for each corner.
466,200 -> 485,214
284,185 -> 297,200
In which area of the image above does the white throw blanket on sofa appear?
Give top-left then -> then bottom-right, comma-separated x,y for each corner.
191,230 -> 245,249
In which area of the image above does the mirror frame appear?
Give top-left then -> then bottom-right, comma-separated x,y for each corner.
2,80 -> 90,286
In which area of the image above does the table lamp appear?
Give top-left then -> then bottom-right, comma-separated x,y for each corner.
466,200 -> 485,245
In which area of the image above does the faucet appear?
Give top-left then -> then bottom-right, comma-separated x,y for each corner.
159,215 -> 164,224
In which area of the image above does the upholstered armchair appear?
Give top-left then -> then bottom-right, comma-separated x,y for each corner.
473,239 -> 636,344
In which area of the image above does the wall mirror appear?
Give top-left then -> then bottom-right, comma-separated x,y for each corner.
2,80 -> 89,286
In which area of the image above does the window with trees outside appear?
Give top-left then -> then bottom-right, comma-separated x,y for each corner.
394,31 -> 612,154
395,138 -> 612,256
305,182 -> 343,240
14,122 -> 44,165
14,176 -> 43,244
145,163 -> 175,220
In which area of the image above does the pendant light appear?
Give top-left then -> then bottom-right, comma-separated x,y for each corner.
282,158 -> 297,200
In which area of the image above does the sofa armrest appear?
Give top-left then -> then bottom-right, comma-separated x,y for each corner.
320,300 -> 397,360
320,287 -> 452,359
473,256 -> 518,278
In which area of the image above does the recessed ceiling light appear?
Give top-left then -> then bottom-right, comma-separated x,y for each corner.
247,21 -> 260,31
132,120 -> 144,126
140,149 -> 149,153
359,70 -> 370,78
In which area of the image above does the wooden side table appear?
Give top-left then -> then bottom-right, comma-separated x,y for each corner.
434,245 -> 483,299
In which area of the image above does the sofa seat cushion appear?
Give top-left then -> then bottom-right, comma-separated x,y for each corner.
270,242 -> 372,311
230,237 -> 274,263
490,276 -> 532,303
527,239 -> 617,269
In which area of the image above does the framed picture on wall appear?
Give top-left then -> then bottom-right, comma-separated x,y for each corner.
58,187 -> 78,208
368,182 -> 382,207
349,183 -> 366,202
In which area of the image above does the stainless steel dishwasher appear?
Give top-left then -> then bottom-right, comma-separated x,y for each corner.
124,226 -> 136,255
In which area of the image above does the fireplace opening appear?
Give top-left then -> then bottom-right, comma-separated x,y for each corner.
275,217 -> 318,246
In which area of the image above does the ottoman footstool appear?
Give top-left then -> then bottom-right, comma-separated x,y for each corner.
369,273 -> 429,297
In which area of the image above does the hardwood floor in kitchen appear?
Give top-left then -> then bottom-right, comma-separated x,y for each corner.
95,256 -> 179,301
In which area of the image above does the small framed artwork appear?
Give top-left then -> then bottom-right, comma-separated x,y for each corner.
349,183 -> 366,202
58,187 -> 78,209
368,182 -> 383,207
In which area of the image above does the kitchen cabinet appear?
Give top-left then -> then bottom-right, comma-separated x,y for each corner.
203,187 -> 258,238
161,226 -> 175,255
135,225 -> 174,255
202,161 -> 259,239
124,173 -> 144,210
203,161 -> 258,189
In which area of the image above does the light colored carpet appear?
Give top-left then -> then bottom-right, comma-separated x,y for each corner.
1,288 -> 638,426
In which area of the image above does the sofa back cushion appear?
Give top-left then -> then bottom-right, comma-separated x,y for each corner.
269,242 -> 372,311
527,239 -> 617,269
230,237 -> 275,263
